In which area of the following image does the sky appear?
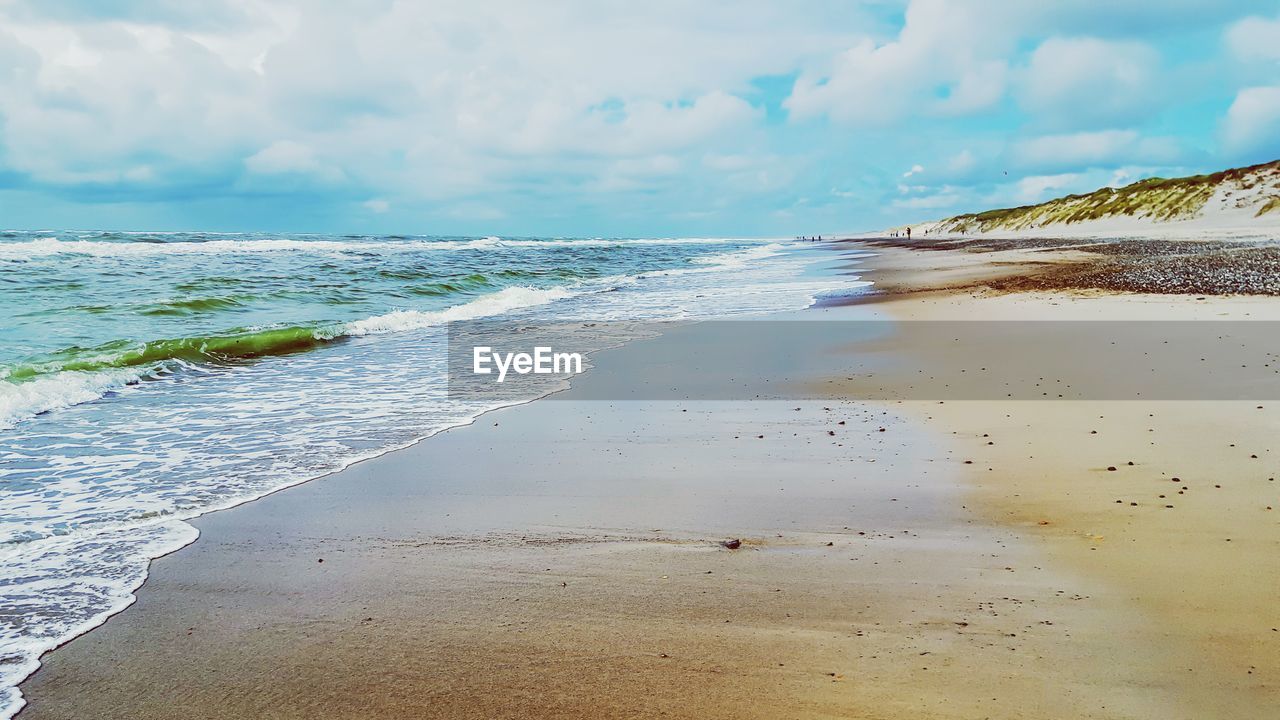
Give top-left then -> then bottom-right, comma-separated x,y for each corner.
0,0 -> 1279,237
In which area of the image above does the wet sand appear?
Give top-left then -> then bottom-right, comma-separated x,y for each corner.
17,240 -> 1280,718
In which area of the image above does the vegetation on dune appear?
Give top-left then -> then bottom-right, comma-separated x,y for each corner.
935,159 -> 1280,234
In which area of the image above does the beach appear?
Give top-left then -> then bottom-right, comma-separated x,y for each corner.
827,240 -> 1280,718
5,3 -> 1279,717
0,234 -> 846,718
14,237 -> 1278,718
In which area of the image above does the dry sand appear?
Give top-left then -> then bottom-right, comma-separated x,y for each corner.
16,240 -> 1279,719
827,242 -> 1280,718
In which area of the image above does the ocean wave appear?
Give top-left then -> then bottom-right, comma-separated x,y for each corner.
344,286 -> 573,336
0,367 -> 149,430
0,286 -> 577,429
402,268 -> 587,296
0,238 -> 853,720
137,294 -> 256,315
3,326 -> 336,381
0,236 -> 759,259
19,294 -> 269,320
690,242 -> 786,268
0,244 -> 788,429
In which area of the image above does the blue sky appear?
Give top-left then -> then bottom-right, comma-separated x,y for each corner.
1,0 -> 1279,236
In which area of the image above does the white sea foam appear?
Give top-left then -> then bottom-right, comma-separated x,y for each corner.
343,286 -> 574,336
0,521 -> 200,720
0,286 -> 578,431
0,367 -> 148,431
686,242 -> 787,269
0,236 -> 758,259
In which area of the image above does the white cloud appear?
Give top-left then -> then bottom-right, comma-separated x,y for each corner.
0,0 -> 862,203
903,164 -> 924,178
892,190 -> 960,210
1223,86 -> 1280,157
945,150 -> 977,174
246,141 -> 322,174
937,60 -> 1008,115
1013,130 -> 1180,170
0,19 -> 266,186
592,154 -> 683,192
1226,14 -> 1280,63
0,0 -> 1268,233
702,154 -> 757,172
1018,37 -> 1161,129
443,203 -> 507,221
1016,130 -> 1137,165
1015,173 -> 1080,203
785,0 -> 1012,125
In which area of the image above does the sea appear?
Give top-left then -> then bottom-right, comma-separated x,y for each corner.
0,231 -> 862,716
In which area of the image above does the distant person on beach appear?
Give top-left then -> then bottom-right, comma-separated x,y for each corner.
906,227 -> 911,239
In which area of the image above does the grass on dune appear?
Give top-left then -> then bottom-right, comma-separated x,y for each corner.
939,160 -> 1280,233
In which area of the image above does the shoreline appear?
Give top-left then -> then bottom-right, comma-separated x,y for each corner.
4,243 -> 854,718
0,238 -> 838,719
16,239 -> 1280,718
